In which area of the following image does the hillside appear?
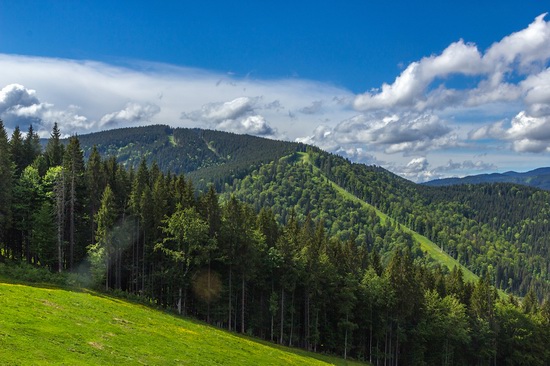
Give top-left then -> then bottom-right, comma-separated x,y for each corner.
0,278 -> 363,366
72,125 -> 304,190
227,148 -> 550,296
424,167 -> 550,190
3,123 -> 550,365
66,125 -> 550,297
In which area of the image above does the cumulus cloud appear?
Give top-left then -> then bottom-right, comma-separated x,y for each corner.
470,112 -> 550,153
299,112 -> 456,155
354,13 -> 550,113
181,96 -> 278,137
217,114 -> 276,136
0,83 -> 90,132
353,40 -> 483,111
0,84 -> 40,113
99,102 -> 160,127
182,97 -> 259,124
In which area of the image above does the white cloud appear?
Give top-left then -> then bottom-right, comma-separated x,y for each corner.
0,54 -> 354,140
99,102 -> 161,127
0,83 -> 90,132
299,112 -> 455,155
484,13 -> 550,76
217,114 -> 276,136
353,40 -> 483,111
354,14 -> 550,114
182,97 -> 259,124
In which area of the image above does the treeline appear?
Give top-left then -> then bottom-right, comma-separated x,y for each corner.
1,121 -> 549,365
310,148 -> 550,299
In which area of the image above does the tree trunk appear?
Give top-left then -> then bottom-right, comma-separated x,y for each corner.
241,275 -> 245,334
57,173 -> 65,273
279,287 -> 284,345
207,261 -> 211,323
177,286 -> 182,315
228,264 -> 232,331
69,171 -> 75,271
289,290 -> 294,347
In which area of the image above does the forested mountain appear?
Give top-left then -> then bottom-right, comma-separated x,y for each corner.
71,125 -> 304,190
66,125 -> 550,297
424,167 -> 550,190
3,122 -> 550,365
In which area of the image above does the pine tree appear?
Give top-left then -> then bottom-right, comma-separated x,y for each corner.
23,124 -> 41,167
63,136 -> 86,270
45,122 -> 64,168
9,126 -> 25,176
0,120 -> 14,247
86,146 -> 105,246
89,185 -> 117,289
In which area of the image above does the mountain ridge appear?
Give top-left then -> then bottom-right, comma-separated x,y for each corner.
424,166 -> 550,190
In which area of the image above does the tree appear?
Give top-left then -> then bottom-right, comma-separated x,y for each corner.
9,125 -> 25,176
88,185 -> 117,289
86,146 -> 105,247
156,206 -> 211,315
12,166 -> 43,263
522,287 -> 539,314
63,136 -> 86,270
23,124 -> 41,168
45,122 -> 64,168
0,120 -> 14,247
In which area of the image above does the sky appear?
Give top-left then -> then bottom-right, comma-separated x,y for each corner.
1,1 -> 549,182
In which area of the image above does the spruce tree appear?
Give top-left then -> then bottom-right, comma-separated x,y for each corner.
45,122 -> 64,168
0,120 -> 14,245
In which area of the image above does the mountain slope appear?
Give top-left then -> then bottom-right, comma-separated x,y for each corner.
73,125 -> 304,190
424,167 -> 550,190
71,126 -> 549,297
0,279 -> 363,365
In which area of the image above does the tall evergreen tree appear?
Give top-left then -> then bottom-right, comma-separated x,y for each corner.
23,124 -> 41,168
63,136 -> 86,270
89,185 -> 117,289
45,122 -> 64,168
9,126 -> 25,176
0,120 -> 14,247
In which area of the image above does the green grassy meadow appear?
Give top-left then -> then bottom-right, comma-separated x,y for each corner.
0,279 -> 364,365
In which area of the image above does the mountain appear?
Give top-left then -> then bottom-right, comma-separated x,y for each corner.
7,124 -> 550,364
424,167 -> 550,190
71,125 -> 549,297
73,125 -> 305,190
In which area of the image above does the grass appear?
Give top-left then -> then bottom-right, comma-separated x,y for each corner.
0,278 -> 365,365
298,152 -> 479,283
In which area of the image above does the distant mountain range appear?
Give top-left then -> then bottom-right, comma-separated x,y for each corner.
424,167 -> 550,190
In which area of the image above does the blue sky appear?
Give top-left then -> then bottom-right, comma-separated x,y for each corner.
1,1 -> 549,181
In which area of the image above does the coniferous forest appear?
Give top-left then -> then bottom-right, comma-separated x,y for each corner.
1,121 -> 549,365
